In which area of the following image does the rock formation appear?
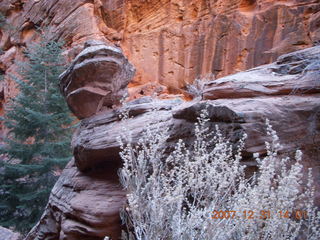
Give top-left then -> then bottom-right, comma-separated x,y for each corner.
0,0 -> 318,239
0,0 -> 319,103
0,0 -> 319,138
25,43 -> 320,239
25,159 -> 126,240
0,226 -> 20,240
59,40 -> 135,119
203,46 -> 320,204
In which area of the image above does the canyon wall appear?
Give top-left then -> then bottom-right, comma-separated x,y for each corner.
0,0 -> 319,102
0,1 -> 319,239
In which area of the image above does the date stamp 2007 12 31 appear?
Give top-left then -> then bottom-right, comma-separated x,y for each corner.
211,210 -> 308,220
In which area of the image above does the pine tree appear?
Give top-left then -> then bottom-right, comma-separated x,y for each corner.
0,33 -> 74,233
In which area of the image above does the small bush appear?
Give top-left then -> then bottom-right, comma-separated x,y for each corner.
118,106 -> 319,240
185,74 -> 214,100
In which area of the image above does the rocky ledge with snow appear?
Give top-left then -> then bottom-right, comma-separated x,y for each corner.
25,45 -> 320,240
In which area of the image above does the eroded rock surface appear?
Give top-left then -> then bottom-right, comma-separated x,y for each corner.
0,0 -> 319,102
203,46 -> 320,204
59,40 -> 135,119
25,159 -> 126,240
122,0 -> 320,90
0,226 -> 20,240
25,99 -> 246,240
0,0 -> 320,132
26,46 -> 320,240
0,1 -> 317,239
203,46 -> 320,99
72,98 -> 244,171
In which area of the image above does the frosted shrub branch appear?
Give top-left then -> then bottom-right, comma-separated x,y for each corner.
117,106 -> 319,240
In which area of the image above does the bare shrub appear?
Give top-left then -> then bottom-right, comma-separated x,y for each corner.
117,107 -> 320,240
185,74 -> 215,100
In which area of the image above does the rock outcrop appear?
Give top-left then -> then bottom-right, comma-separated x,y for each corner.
1,0 -> 320,139
0,0 -> 318,238
59,40 -> 135,119
25,45 -> 320,240
203,46 -> 320,99
0,226 -> 20,240
25,42 -> 136,240
122,0 -> 320,90
25,159 -> 126,240
72,97 -> 244,171
203,46 -> 320,204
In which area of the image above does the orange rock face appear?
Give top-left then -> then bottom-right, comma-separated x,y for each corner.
0,1 -> 319,238
0,0 -> 319,100
109,0 -> 320,90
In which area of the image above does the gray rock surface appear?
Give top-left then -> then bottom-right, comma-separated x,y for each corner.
72,98 -> 244,171
0,226 -> 20,240
203,46 -> 320,100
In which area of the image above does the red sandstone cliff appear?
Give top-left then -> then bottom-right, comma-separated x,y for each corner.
0,0 -> 319,102
0,1 -> 319,239
25,43 -> 320,240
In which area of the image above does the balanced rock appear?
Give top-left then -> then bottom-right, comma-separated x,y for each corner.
59,41 -> 135,119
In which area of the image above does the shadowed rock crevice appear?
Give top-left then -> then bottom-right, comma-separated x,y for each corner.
239,0 -> 256,11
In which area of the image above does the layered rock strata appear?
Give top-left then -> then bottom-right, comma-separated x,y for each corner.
25,159 -> 125,240
59,40 -> 135,119
1,0 -> 320,139
203,46 -> 320,204
26,45 -> 320,240
25,42 -> 136,240
73,97 -> 244,171
0,226 -> 20,240
0,0 -> 319,100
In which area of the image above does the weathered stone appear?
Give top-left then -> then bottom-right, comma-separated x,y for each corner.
59,41 -> 135,119
25,159 -> 126,240
203,46 -> 320,100
0,0 -> 317,237
172,102 -> 244,123
25,46 -> 320,240
0,226 -> 20,240
120,0 -> 320,89
203,47 -> 320,205
0,47 -> 16,71
0,0 -> 320,99
72,98 -> 185,171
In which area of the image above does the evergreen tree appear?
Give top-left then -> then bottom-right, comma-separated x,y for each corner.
0,34 -> 74,233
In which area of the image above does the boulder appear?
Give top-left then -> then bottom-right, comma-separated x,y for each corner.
59,41 -> 135,119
